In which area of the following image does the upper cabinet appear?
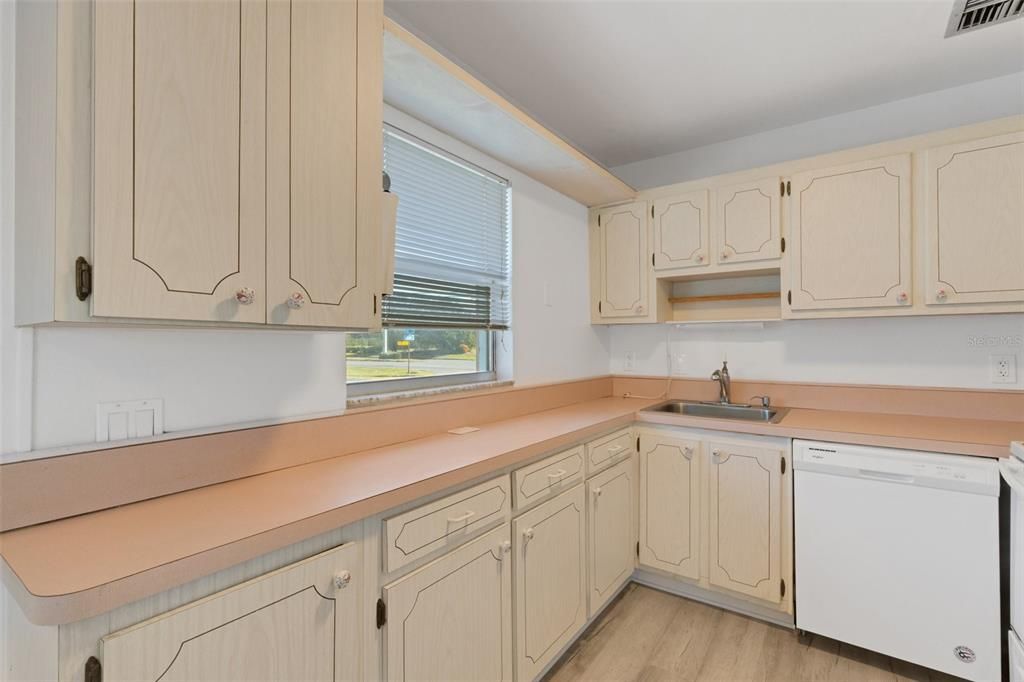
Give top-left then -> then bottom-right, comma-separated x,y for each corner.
786,154 -> 912,312
924,132 -> 1024,307
591,202 -> 650,320
17,0 -> 387,329
266,0 -> 382,327
92,0 -> 268,324
714,177 -> 782,267
652,191 -> 709,271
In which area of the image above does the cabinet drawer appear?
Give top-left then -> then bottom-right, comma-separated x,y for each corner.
383,475 -> 510,574
586,428 -> 633,475
513,446 -> 585,511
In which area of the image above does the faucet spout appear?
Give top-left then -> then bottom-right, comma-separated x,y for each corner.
711,361 -> 731,404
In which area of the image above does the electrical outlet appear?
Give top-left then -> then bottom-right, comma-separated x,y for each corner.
623,352 -> 636,372
991,354 -> 1017,384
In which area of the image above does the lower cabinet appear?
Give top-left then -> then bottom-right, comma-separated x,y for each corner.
587,455 -> 638,617
639,432 -> 702,581
637,428 -> 792,615
382,524 -> 513,682
100,542 -> 361,682
513,485 -> 587,682
706,440 -> 784,604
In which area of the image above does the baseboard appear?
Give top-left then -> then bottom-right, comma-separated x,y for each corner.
631,569 -> 795,629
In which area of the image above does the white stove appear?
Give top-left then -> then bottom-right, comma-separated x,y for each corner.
1006,442 -> 1024,682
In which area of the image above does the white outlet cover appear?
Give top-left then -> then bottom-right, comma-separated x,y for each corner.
991,354 -> 1018,384
96,399 -> 165,442
623,352 -> 636,372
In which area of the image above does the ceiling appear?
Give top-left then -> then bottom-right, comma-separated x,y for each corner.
384,0 -> 1024,169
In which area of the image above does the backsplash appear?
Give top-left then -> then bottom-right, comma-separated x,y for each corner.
609,314 -> 1024,390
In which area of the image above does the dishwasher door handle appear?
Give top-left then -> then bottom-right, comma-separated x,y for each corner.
856,469 -> 915,484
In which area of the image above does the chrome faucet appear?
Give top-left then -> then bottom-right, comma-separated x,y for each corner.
710,361 -> 731,404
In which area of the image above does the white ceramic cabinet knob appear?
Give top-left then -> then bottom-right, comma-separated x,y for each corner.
523,527 -> 535,544
287,292 -> 306,309
695,253 -> 704,263
333,570 -> 351,590
593,487 -> 603,498
235,287 -> 255,305
897,291 -> 909,304
721,251 -> 729,260
498,540 -> 512,559
936,288 -> 948,302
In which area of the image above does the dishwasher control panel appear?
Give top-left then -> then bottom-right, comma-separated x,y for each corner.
793,440 -> 1000,496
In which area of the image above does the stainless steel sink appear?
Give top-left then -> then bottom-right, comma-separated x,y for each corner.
642,400 -> 788,424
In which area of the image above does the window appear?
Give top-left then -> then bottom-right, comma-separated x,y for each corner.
346,126 -> 511,394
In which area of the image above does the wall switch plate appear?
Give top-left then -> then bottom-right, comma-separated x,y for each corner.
623,352 -> 636,372
991,354 -> 1017,384
96,399 -> 164,442
671,353 -> 688,376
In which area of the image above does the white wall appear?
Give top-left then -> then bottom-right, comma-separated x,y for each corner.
0,16 -> 606,454
612,71 -> 1024,189
611,316 -> 1024,390
608,72 -> 1024,391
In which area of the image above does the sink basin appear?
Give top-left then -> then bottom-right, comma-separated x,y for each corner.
643,400 -> 788,424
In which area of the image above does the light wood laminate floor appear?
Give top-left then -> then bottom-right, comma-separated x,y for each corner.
545,584 -> 961,682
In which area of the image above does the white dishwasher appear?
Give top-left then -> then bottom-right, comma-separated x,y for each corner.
794,439 -> 1001,682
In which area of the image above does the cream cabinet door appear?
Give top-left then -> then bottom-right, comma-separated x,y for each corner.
384,525 -> 512,682
513,485 -> 587,682
638,432 -> 701,581
92,0 -> 267,323
652,191 -> 709,271
788,155 -> 912,311
266,0 -> 382,328
925,132 -> 1024,306
714,178 -> 782,266
587,456 -> 637,618
101,543 -> 360,681
706,441 -> 783,603
595,202 -> 649,318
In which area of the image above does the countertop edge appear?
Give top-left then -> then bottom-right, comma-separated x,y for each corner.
4,399 -> 1020,626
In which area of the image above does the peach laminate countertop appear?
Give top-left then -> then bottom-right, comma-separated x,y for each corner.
2,395 -> 1020,626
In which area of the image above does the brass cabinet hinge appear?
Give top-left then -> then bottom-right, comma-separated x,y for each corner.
376,598 -> 387,629
75,256 -> 92,301
781,457 -> 787,475
651,205 -> 654,218
780,180 -> 785,197
786,181 -> 791,196
85,656 -> 102,682
780,578 -> 787,599
597,214 -> 601,227
787,290 -> 792,305
651,253 -> 655,267
780,237 -> 786,253
598,301 -> 602,314
636,436 -> 640,452
373,294 -> 377,315
636,541 -> 640,557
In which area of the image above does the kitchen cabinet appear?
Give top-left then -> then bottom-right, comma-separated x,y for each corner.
652,191 -> 709,271
639,432 -> 701,581
383,525 -> 513,682
92,0 -> 268,324
100,542 -> 361,681
591,202 -> 649,320
924,132 -> 1024,307
587,456 -> 638,617
786,154 -> 912,312
713,177 -> 782,266
706,441 -> 784,604
637,428 -> 792,615
17,0 -> 386,329
266,0 -> 382,327
513,485 -> 587,681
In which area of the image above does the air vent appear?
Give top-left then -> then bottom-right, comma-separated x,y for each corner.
946,0 -> 1024,36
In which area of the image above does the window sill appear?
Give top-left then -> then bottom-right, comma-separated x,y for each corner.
345,379 -> 514,411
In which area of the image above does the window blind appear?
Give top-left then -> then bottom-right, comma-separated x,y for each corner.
382,126 -> 511,330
